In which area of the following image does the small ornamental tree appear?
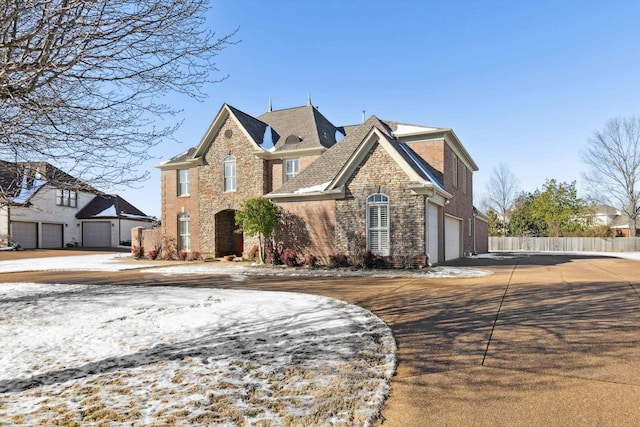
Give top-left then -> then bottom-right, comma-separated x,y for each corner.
235,197 -> 278,264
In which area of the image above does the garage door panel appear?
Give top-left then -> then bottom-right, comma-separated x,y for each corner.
83,222 -> 111,247
42,223 -> 63,248
12,222 -> 37,249
445,216 -> 462,261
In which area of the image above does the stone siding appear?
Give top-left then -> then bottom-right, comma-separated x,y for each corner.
335,142 -> 425,260
198,115 -> 266,257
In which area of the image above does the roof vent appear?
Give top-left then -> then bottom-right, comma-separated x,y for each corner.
285,135 -> 301,145
224,129 -> 233,138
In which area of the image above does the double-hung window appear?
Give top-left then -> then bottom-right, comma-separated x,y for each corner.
56,189 -> 77,207
284,159 -> 299,182
223,155 -> 236,192
367,194 -> 390,256
178,169 -> 190,196
178,213 -> 191,251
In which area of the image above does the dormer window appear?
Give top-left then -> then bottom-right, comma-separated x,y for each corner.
223,155 -> 236,192
284,159 -> 299,182
56,189 -> 77,207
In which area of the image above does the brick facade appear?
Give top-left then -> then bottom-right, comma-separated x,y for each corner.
407,138 -> 475,257
275,200 -> 336,262
157,104 -> 483,263
160,167 -> 200,252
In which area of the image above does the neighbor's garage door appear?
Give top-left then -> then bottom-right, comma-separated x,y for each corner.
444,216 -> 462,261
82,221 -> 111,247
12,221 -> 38,249
42,223 -> 63,248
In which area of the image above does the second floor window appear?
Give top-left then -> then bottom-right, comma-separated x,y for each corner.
224,155 -> 236,192
452,154 -> 458,188
462,166 -> 467,194
56,189 -> 77,207
178,169 -> 190,196
284,159 -> 299,182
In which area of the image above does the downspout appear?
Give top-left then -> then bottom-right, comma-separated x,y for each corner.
472,209 -> 478,255
425,195 -> 430,267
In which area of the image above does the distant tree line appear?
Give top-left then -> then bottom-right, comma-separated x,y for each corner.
482,115 -> 640,238
485,179 -> 601,237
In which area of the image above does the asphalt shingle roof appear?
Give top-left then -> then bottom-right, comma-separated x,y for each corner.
257,105 -> 340,152
76,194 -> 150,219
270,116 -> 395,194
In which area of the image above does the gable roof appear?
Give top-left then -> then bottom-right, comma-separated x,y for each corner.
269,116 -> 392,195
1,161 -> 98,205
257,105 -> 341,152
268,116 -> 449,199
76,194 -> 152,220
384,120 -> 479,172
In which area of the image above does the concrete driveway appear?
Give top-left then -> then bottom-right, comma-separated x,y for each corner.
2,251 -> 639,426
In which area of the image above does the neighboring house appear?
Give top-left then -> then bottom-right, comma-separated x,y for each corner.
588,205 -> 638,237
0,161 -> 154,248
590,205 -> 620,227
155,101 -> 485,264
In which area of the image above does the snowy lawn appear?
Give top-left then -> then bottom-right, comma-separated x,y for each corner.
0,252 -> 492,277
0,283 -> 395,426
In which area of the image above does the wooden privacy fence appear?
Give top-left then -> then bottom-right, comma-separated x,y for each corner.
489,237 -> 640,253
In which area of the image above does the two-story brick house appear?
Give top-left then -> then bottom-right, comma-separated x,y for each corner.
156,101 -> 485,264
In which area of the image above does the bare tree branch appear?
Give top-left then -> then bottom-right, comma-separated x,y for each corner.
582,116 -> 640,236
1,0 -> 237,190
484,162 -> 519,225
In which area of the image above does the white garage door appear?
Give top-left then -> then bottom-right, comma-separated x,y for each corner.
445,216 -> 462,261
427,203 -> 440,264
42,223 -> 63,248
83,222 -> 111,247
12,222 -> 38,249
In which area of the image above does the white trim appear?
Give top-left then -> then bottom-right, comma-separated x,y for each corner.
253,146 -> 327,159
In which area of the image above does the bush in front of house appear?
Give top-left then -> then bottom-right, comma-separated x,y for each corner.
329,253 -> 350,268
281,248 -> 298,267
265,245 -> 282,265
132,246 -> 144,259
303,253 -> 318,268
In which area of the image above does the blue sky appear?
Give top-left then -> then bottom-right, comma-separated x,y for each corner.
121,0 -> 640,217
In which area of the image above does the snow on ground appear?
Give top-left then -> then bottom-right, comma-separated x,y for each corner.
0,253 -> 141,273
144,263 -> 490,278
0,253 -> 491,277
0,284 -> 395,426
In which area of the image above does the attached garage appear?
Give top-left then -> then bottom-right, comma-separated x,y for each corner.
12,221 -> 38,249
444,215 -> 462,261
42,223 -> 63,248
82,221 -> 111,247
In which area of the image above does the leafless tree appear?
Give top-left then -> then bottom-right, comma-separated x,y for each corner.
1,0 -> 236,189
484,162 -> 519,225
582,116 -> 640,237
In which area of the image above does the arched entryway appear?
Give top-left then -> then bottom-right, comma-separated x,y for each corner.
214,209 -> 243,257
